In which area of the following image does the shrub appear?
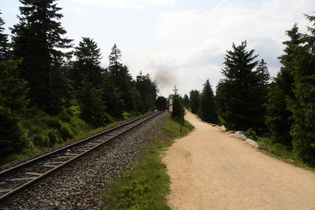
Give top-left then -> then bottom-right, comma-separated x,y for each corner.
48,129 -> 60,146
33,134 -> 50,148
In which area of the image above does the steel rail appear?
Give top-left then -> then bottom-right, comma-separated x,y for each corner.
0,111 -> 161,204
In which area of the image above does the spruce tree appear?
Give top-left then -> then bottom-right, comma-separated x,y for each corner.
11,0 -> 73,114
0,12 -> 10,61
0,59 -> 30,161
288,14 -> 315,165
199,80 -> 217,124
108,44 -> 138,112
72,37 -> 103,88
189,90 -> 200,114
265,24 -> 302,146
136,72 -> 157,112
217,41 -> 268,132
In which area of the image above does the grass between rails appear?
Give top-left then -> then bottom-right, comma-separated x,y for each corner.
103,116 -> 194,210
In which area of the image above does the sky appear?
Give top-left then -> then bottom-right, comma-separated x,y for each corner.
1,0 -> 314,97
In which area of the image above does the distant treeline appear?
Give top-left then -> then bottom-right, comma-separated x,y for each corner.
0,0 -> 157,163
185,14 -> 315,166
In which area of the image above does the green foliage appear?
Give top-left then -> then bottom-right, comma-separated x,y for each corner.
11,0 -> 73,114
0,59 -> 31,164
136,72 -> 157,113
216,41 -> 269,132
0,106 -> 31,161
182,94 -> 190,108
171,95 -> 185,123
33,134 -> 50,148
0,12 -> 11,61
48,129 -> 60,146
77,79 -> 109,127
71,37 -> 103,88
189,90 -> 200,114
265,24 -> 301,146
199,80 -> 218,124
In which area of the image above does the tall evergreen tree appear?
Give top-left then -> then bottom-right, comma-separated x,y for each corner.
265,24 -> 302,146
136,72 -> 157,112
0,59 -> 30,160
288,14 -> 315,165
108,44 -> 138,111
72,37 -> 103,88
183,94 -> 190,108
199,80 -> 218,124
11,0 -> 73,114
189,90 -> 200,114
0,12 -> 11,61
217,41 -> 268,132
77,79 -> 108,127
101,72 -> 124,118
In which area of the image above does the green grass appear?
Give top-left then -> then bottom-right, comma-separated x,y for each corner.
256,137 -> 315,173
103,116 -> 194,210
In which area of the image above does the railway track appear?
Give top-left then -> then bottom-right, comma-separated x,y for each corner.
0,111 -> 161,204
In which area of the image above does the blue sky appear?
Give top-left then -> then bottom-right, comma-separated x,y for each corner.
1,0 -> 314,96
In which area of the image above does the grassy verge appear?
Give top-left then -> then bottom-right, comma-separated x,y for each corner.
103,116 -> 194,210
1,108 -> 142,166
245,130 -> 315,173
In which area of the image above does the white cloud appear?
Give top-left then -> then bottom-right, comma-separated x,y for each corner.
147,0 -> 315,95
72,0 -> 175,9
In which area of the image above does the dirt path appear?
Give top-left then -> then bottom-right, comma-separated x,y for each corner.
163,111 -> 315,210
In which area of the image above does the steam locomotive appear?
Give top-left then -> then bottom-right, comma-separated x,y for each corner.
156,96 -> 167,111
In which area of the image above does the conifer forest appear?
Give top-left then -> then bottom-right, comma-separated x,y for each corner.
0,0 -> 315,167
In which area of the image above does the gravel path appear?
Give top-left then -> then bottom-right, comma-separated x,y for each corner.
1,112 -> 168,210
163,111 -> 315,210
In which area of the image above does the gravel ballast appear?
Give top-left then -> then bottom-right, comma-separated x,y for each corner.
1,112 -> 169,210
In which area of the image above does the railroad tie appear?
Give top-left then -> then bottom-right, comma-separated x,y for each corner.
43,164 -> 58,168
0,189 -> 12,193
25,172 -> 43,176
9,177 -> 36,181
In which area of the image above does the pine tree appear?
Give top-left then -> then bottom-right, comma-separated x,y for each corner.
0,12 -> 11,61
77,79 -> 108,127
0,59 -> 30,161
107,44 -> 138,112
189,90 -> 200,114
183,94 -> 190,108
199,80 -> 217,124
217,41 -> 268,132
136,72 -> 157,112
101,72 -> 125,118
72,37 -> 103,88
288,14 -> 315,165
265,24 -> 302,146
11,0 -> 73,114
171,87 -> 184,122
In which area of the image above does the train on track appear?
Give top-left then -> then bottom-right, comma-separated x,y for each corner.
156,96 -> 167,111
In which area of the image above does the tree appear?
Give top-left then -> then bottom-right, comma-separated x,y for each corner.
11,0 -> 73,114
0,12 -> 10,61
77,79 -> 108,127
288,14 -> 315,165
171,87 -> 184,122
108,44 -> 138,112
189,90 -> 200,114
101,72 -> 125,118
199,80 -> 217,124
136,72 -> 157,113
183,94 -> 190,108
0,59 -> 30,161
217,41 -> 269,132
72,37 -> 103,88
265,24 -> 302,146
